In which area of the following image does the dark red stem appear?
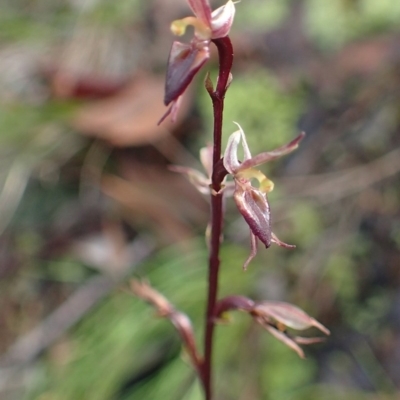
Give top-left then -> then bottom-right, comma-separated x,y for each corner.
202,36 -> 233,400
214,295 -> 255,318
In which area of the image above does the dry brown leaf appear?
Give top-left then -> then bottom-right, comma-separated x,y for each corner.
49,68 -> 127,99
101,172 -> 199,245
73,73 -> 193,147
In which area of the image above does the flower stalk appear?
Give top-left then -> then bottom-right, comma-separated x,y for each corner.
203,35 -> 233,400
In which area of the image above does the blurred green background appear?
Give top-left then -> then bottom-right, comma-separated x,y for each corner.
1,0 -> 400,399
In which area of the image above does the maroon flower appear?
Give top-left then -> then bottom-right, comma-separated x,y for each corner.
223,123 -> 305,269
160,0 -> 235,123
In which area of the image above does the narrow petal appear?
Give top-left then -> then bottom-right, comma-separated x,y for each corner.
233,122 -> 252,160
223,129 -> 242,173
164,41 -> 210,106
271,232 -> 296,249
187,0 -> 212,26
200,144 -> 213,178
223,123 -> 253,174
210,0 -> 236,39
239,132 -> 305,171
294,336 -> 327,345
169,165 -> 210,195
158,96 -> 183,124
243,232 -> 258,270
169,96 -> 183,122
261,323 -> 305,358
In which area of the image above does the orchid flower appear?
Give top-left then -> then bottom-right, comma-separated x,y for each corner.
223,123 -> 305,270
215,295 -> 330,359
251,301 -> 330,359
161,0 -> 235,123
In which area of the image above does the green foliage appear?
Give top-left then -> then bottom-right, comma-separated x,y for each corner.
306,0 -> 400,50
0,103 -> 76,147
348,290 -> 391,335
288,384 -> 397,400
287,202 -> 323,247
29,243 -> 254,399
199,69 -> 305,153
84,0 -> 144,26
234,0 -> 291,32
326,253 -> 358,303
260,334 -> 317,399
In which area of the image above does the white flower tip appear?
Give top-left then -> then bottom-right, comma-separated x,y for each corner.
223,128 -> 242,173
211,0 -> 236,38
232,120 -> 241,130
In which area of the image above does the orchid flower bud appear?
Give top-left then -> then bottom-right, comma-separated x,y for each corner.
252,301 -> 330,358
160,0 -> 236,123
216,295 -> 330,358
130,280 -> 202,371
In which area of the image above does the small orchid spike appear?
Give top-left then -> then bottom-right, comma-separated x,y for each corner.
160,0 -> 236,123
223,123 -> 305,269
